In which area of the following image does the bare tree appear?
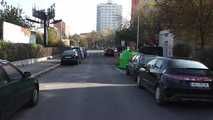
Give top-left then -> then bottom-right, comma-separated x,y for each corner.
156,0 -> 213,49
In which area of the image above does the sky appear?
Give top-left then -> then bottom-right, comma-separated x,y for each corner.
7,0 -> 131,34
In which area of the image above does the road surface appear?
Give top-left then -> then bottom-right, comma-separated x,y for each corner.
12,53 -> 213,120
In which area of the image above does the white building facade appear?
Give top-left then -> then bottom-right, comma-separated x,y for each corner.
159,30 -> 174,57
96,1 -> 122,32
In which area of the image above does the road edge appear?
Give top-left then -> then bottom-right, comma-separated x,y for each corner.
31,64 -> 60,78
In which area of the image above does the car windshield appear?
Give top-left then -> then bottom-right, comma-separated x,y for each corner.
170,60 -> 208,69
168,68 -> 210,76
168,60 -> 210,76
63,50 -> 75,55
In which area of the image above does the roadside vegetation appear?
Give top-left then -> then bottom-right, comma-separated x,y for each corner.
115,0 -> 213,69
0,42 -> 64,61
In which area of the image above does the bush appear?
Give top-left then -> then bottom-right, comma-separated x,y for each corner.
48,28 -> 61,46
0,42 -> 64,61
36,33 -> 44,45
173,43 -> 192,58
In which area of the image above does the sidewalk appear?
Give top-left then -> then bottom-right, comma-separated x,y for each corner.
17,60 -> 60,78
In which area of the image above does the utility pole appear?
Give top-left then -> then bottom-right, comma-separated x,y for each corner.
26,3 -> 62,47
44,17 -> 48,46
137,15 -> 140,51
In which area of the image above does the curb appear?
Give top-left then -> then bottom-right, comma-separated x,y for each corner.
12,56 -> 53,67
114,66 -> 125,74
31,64 -> 60,78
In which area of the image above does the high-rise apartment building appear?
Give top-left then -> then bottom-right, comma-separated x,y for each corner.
96,1 -> 122,32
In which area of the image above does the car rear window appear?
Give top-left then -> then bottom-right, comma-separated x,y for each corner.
170,60 -> 208,69
168,68 -> 210,76
167,60 -> 210,76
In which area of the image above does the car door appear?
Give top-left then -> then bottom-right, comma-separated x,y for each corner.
132,55 -> 141,75
128,55 -> 137,75
0,67 -> 13,116
138,54 -> 145,69
148,59 -> 165,91
141,59 -> 157,90
2,64 -> 34,111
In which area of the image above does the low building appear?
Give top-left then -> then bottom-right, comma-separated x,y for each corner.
54,21 -> 66,39
2,21 -> 36,44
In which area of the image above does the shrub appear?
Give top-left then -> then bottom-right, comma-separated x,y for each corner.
0,42 -> 64,61
48,28 -> 60,46
36,32 -> 44,45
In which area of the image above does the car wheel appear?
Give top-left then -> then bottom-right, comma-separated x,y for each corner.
0,111 -> 7,120
137,75 -> 144,89
155,85 -> 166,105
126,68 -> 130,75
76,60 -> 79,65
28,88 -> 39,107
61,61 -> 64,65
134,74 -> 138,81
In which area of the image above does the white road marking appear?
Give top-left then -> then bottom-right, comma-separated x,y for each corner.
40,82 -> 136,91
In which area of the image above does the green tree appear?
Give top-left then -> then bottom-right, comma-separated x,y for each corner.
132,0 -> 159,47
0,3 -> 30,27
36,32 -> 44,45
115,27 -> 137,46
0,1 -> 31,38
48,27 -> 61,46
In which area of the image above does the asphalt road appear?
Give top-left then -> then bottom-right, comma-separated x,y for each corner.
12,53 -> 213,120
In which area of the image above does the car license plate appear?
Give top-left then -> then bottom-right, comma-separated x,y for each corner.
190,82 -> 209,88
65,56 -> 72,59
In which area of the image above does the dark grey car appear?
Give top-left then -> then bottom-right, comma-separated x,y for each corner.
61,50 -> 81,65
126,53 -> 156,80
137,57 -> 213,105
0,60 -> 39,120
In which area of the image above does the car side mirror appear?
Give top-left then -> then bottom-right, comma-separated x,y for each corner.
23,72 -> 31,78
144,65 -> 151,72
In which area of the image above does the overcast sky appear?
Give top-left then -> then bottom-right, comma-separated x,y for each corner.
8,0 -> 131,34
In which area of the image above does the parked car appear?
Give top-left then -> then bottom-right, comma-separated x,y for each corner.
70,47 -> 85,60
80,47 -> 87,59
61,50 -> 81,65
104,48 -> 114,57
0,60 -> 39,119
137,57 -> 213,105
126,53 -> 156,80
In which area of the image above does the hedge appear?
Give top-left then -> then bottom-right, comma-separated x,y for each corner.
0,42 -> 65,61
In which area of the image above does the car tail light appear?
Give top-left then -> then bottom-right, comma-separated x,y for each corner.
164,74 -> 212,82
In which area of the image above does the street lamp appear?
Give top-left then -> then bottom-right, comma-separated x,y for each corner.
137,15 -> 140,51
